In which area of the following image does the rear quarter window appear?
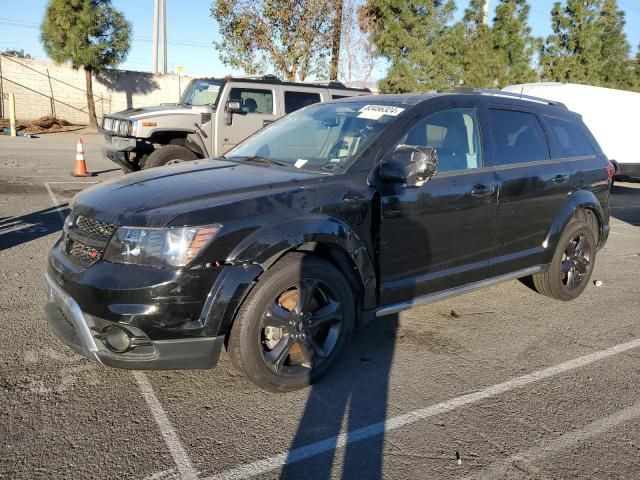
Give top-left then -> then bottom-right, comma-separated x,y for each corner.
488,109 -> 550,165
542,115 -> 596,158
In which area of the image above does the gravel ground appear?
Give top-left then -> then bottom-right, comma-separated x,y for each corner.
1,133 -> 639,479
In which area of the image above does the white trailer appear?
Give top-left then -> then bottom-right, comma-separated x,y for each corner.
503,82 -> 640,179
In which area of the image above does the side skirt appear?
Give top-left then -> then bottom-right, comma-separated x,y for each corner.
374,265 -> 546,318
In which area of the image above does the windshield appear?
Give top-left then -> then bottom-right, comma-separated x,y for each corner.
225,102 -> 406,172
179,79 -> 224,106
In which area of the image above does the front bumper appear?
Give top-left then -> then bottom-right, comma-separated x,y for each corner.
102,135 -> 137,171
44,271 -> 225,369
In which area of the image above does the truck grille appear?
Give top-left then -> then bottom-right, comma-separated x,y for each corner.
63,214 -> 117,267
102,117 -> 133,136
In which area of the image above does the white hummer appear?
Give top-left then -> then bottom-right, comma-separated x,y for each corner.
101,75 -> 370,171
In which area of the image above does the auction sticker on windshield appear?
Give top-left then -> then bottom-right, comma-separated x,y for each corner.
358,105 -> 405,120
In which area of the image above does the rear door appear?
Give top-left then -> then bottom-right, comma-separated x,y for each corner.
485,105 -> 572,276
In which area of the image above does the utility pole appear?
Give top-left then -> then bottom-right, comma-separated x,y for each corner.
160,0 -> 167,74
482,0 -> 490,25
152,0 -> 159,73
329,0 -> 343,81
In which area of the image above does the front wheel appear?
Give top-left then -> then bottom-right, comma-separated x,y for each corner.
143,145 -> 197,169
227,253 -> 355,392
532,217 -> 597,301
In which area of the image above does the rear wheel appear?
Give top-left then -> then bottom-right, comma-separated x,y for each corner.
227,253 -> 355,392
532,215 -> 597,301
143,145 -> 197,169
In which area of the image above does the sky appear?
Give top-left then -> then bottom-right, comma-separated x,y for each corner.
0,0 -> 639,79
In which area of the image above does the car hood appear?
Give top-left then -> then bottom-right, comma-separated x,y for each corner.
108,104 -> 205,120
72,159 -> 323,227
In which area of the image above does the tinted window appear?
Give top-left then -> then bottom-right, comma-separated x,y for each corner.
488,109 -> 549,165
228,88 -> 273,114
284,91 -> 321,113
396,108 -> 483,173
543,115 -> 596,158
332,94 -> 349,100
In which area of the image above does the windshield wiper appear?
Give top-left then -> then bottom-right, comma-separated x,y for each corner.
234,156 -> 288,167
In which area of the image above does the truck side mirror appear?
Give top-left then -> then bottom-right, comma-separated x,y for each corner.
225,100 -> 242,125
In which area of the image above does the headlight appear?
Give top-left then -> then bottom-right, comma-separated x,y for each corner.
103,224 -> 221,268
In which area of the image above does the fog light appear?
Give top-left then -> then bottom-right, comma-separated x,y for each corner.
104,325 -> 132,353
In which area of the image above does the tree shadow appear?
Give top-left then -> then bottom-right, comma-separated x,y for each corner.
96,70 -> 159,110
0,204 -> 68,251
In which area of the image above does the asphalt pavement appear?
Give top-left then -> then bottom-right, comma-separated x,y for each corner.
1,133 -> 640,479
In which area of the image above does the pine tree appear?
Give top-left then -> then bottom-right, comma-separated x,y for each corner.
492,0 -> 539,88
541,0 -> 604,85
41,0 -> 131,128
458,0 -> 496,88
597,0 -> 634,90
362,0 -> 460,93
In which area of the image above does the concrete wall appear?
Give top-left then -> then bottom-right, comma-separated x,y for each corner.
0,56 -> 196,125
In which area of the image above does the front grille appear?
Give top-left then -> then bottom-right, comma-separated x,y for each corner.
64,214 -> 117,267
69,239 -> 103,264
76,215 -> 117,239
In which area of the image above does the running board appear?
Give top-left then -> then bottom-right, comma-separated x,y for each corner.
375,265 -> 545,317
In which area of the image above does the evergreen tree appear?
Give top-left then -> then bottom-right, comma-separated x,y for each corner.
492,0 -> 539,88
41,0 -> 131,128
540,0 -> 604,85
458,0 -> 496,88
362,0 -> 460,93
598,0 -> 634,89
636,45 -> 640,89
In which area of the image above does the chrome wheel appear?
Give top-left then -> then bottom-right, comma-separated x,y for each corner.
259,279 -> 342,376
560,233 -> 592,292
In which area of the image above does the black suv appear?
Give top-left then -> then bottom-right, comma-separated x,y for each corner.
45,91 -> 612,391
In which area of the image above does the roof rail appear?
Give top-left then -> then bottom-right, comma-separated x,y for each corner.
453,88 -> 568,109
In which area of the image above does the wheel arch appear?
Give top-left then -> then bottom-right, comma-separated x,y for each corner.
542,190 -> 606,264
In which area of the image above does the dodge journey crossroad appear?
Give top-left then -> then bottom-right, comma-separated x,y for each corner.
45,90 -> 612,391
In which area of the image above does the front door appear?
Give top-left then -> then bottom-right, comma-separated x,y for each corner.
216,85 -> 279,155
378,105 -> 499,305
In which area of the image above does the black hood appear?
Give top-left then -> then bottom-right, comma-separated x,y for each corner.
72,159 -> 322,228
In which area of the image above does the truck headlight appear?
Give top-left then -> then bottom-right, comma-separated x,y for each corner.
103,224 -> 221,268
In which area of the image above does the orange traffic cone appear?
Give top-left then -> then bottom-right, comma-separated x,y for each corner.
72,137 -> 94,177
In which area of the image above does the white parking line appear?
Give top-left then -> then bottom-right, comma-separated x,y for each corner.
132,372 -> 198,480
204,338 -> 640,480
45,182 -> 196,480
466,401 -> 640,479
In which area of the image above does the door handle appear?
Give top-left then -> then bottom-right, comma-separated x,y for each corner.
262,120 -> 274,128
470,184 -> 496,197
552,174 -> 569,184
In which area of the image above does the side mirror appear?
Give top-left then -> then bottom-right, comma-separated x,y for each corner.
225,99 -> 242,125
379,145 -> 438,185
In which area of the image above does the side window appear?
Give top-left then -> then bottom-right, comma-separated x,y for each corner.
331,94 -> 349,100
284,91 -> 321,113
488,109 -> 550,165
396,108 -> 483,173
542,115 -> 596,158
228,88 -> 273,114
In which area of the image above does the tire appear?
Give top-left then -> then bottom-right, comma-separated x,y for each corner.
143,145 -> 197,169
227,253 -> 355,392
532,214 -> 597,301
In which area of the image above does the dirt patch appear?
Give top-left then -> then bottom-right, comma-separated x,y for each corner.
0,116 -> 77,134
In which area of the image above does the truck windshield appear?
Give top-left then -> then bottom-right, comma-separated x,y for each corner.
225,102 -> 406,172
179,79 -> 224,106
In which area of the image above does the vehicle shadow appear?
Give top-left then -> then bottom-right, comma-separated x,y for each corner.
0,204 -> 68,251
610,183 -> 640,226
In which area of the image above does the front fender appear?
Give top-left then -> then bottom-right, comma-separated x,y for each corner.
226,215 -> 377,309
542,189 -> 609,264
